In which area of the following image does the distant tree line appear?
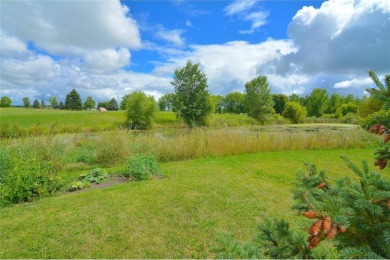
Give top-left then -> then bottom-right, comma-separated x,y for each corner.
1,63 -> 386,129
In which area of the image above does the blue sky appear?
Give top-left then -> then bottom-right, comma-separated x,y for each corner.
0,0 -> 389,105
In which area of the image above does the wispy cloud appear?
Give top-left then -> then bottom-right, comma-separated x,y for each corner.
155,26 -> 185,47
224,0 -> 258,16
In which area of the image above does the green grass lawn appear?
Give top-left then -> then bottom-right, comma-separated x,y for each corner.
1,148 -> 385,259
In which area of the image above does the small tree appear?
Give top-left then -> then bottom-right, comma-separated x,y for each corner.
306,88 -> 328,117
108,98 -> 118,111
120,94 -> 130,110
272,94 -> 289,115
65,89 -> 82,110
49,97 -> 58,109
22,97 -> 30,109
41,100 -> 46,109
336,102 -> 359,117
0,96 -> 12,108
33,99 -> 40,109
158,93 -> 177,111
126,91 -> 157,130
282,102 -> 307,124
171,60 -> 212,127
83,96 -> 95,110
244,76 -> 274,124
223,92 -> 245,114
58,101 -> 64,110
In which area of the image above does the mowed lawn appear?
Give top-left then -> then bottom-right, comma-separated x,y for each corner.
0,148 -> 384,259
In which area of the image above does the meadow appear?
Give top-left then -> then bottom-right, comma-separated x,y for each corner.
0,107 -> 387,258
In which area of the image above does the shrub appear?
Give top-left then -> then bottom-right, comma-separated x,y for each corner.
282,102 -> 307,124
124,154 -> 160,181
126,91 -> 157,130
79,168 -> 108,184
68,181 -> 90,192
0,158 -> 63,206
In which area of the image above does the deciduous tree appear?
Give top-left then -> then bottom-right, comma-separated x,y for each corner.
22,97 -> 30,109
282,102 -> 307,123
244,76 -> 274,124
83,96 -> 95,110
0,96 -> 12,108
171,60 -> 211,127
306,88 -> 328,117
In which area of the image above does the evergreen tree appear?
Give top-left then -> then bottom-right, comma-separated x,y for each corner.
33,99 -> 40,109
366,70 -> 390,110
65,89 -> 82,110
171,60 -> 211,127
108,98 -> 118,111
58,101 -> 64,110
41,100 -> 46,109
22,97 -> 30,109
244,76 -> 274,124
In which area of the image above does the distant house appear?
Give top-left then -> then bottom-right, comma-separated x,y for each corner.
98,107 -> 107,112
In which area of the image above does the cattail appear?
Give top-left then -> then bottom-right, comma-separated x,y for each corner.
326,226 -> 338,239
309,219 -> 323,236
308,236 -> 321,249
317,181 -> 327,189
322,217 -> 332,233
302,211 -> 318,219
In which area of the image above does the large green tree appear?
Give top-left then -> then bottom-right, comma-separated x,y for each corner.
306,88 -> 328,117
272,94 -> 289,115
126,91 -> 157,130
0,96 -> 12,108
65,89 -> 83,110
83,96 -> 95,110
171,60 -> 211,127
244,76 -> 274,124
223,92 -> 245,114
22,97 -> 30,109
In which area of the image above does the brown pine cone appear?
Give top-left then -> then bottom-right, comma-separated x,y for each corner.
340,226 -> 347,233
317,181 -> 327,189
387,200 -> 390,209
384,134 -> 390,143
326,226 -> 338,239
309,219 -> 323,236
369,124 -> 380,133
379,159 -> 388,170
378,125 -> 386,135
322,217 -> 332,233
302,211 -> 318,219
308,236 -> 321,249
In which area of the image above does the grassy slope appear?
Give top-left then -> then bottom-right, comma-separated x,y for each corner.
1,149 -> 384,259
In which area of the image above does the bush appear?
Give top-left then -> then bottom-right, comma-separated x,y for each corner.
282,102 -> 307,124
79,168 -> 108,184
124,154 -> 160,181
0,158 -> 63,206
126,91 -> 157,130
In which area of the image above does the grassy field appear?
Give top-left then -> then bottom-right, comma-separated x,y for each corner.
0,108 -> 262,137
1,148 -> 385,258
